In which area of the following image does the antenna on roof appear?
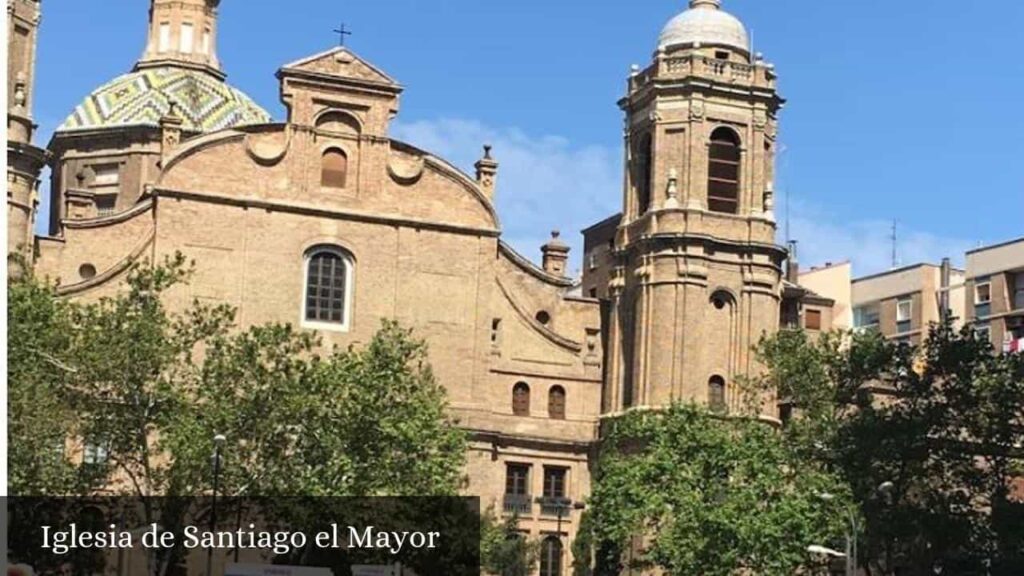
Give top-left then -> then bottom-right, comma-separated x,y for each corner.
890,219 -> 898,269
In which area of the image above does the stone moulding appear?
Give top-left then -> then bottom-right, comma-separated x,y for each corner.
153,187 -> 500,239
56,226 -> 156,297
386,152 -> 425,185
62,198 -> 154,230
498,241 -> 574,288
243,125 -> 292,166
495,275 -> 583,354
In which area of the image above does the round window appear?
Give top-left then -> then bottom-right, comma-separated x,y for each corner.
535,311 -> 551,325
79,263 -> 97,280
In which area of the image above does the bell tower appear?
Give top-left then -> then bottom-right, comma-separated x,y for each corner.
7,0 -> 47,264
603,0 -> 786,416
136,0 -> 223,78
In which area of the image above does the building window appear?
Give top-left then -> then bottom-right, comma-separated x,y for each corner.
1014,272 -> 1024,310
540,537 -> 563,576
512,382 -> 530,416
303,247 -> 353,330
83,440 -> 109,465
91,163 -> 120,189
491,319 -> 502,346
854,304 -> 880,329
708,375 -> 727,413
94,195 -> 117,217
896,298 -> 913,323
79,263 -> 97,280
321,148 -> 349,188
543,467 -> 567,500
505,464 -> 530,496
635,133 -> 652,215
158,23 -> 171,52
708,127 -> 741,214
805,309 -> 822,331
975,324 -> 991,343
180,23 -> 194,53
975,282 -> 992,305
548,386 -> 566,420
503,463 -> 532,515
201,29 -> 211,54
535,310 -> 551,326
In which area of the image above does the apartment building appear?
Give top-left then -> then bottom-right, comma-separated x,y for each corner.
849,261 -> 965,345
964,238 -> 1024,353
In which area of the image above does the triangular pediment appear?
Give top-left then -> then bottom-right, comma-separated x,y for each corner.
279,47 -> 401,90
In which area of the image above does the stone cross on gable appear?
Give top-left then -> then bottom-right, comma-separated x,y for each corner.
333,23 -> 353,47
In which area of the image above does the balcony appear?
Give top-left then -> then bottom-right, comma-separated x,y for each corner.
538,496 -> 574,518
502,494 -> 532,516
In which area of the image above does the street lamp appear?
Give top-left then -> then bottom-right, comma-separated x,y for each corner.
817,481 -> 894,576
535,496 -> 585,575
817,492 -> 857,576
807,545 -> 846,557
207,433 -> 226,576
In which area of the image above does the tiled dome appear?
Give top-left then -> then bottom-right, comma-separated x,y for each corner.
658,0 -> 749,53
57,66 -> 270,133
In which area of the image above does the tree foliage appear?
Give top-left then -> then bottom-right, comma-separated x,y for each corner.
480,509 -> 538,576
7,264 -> 79,495
7,255 -> 468,574
753,322 -> 1024,574
582,404 -> 850,576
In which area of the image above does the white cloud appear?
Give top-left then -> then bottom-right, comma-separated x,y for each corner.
785,200 -> 974,277
394,117 -> 973,280
32,114 -> 969,280
391,118 -> 621,276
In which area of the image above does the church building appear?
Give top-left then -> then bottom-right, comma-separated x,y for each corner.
6,1 -> 833,573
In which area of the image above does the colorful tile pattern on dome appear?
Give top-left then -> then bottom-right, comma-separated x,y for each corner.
57,67 -> 271,133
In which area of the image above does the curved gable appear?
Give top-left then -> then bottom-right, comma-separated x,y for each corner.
155,125 -> 499,235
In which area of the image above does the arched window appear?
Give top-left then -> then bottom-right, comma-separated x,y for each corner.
635,133 -> 653,215
512,382 -> 531,416
708,127 -> 741,214
321,148 -> 348,189
304,247 -> 352,329
548,386 -> 566,420
709,375 -> 727,413
540,536 -> 563,576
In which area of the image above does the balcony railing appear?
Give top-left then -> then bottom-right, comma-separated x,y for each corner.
538,496 -> 573,518
502,494 -> 532,515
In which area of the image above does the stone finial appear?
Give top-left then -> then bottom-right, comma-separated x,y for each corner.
541,230 -> 571,277
159,103 -> 184,161
664,168 -> 680,209
762,182 -> 775,221
474,144 -> 499,199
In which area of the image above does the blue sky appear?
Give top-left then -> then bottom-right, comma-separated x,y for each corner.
32,0 -> 1024,276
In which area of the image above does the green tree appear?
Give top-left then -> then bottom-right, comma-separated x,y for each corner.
754,322 -> 1024,574
480,508 -> 538,576
583,404 -> 849,576
7,255 -> 468,575
7,263 -> 79,495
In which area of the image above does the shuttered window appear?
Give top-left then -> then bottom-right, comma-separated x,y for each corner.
805,309 -> 822,330
709,375 -> 727,413
512,382 -> 530,416
321,148 -> 348,188
548,386 -> 566,420
708,127 -> 741,214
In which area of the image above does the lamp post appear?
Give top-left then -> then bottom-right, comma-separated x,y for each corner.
206,433 -> 226,576
807,545 -> 846,576
817,492 -> 856,576
817,481 -> 894,576
535,496 -> 585,576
